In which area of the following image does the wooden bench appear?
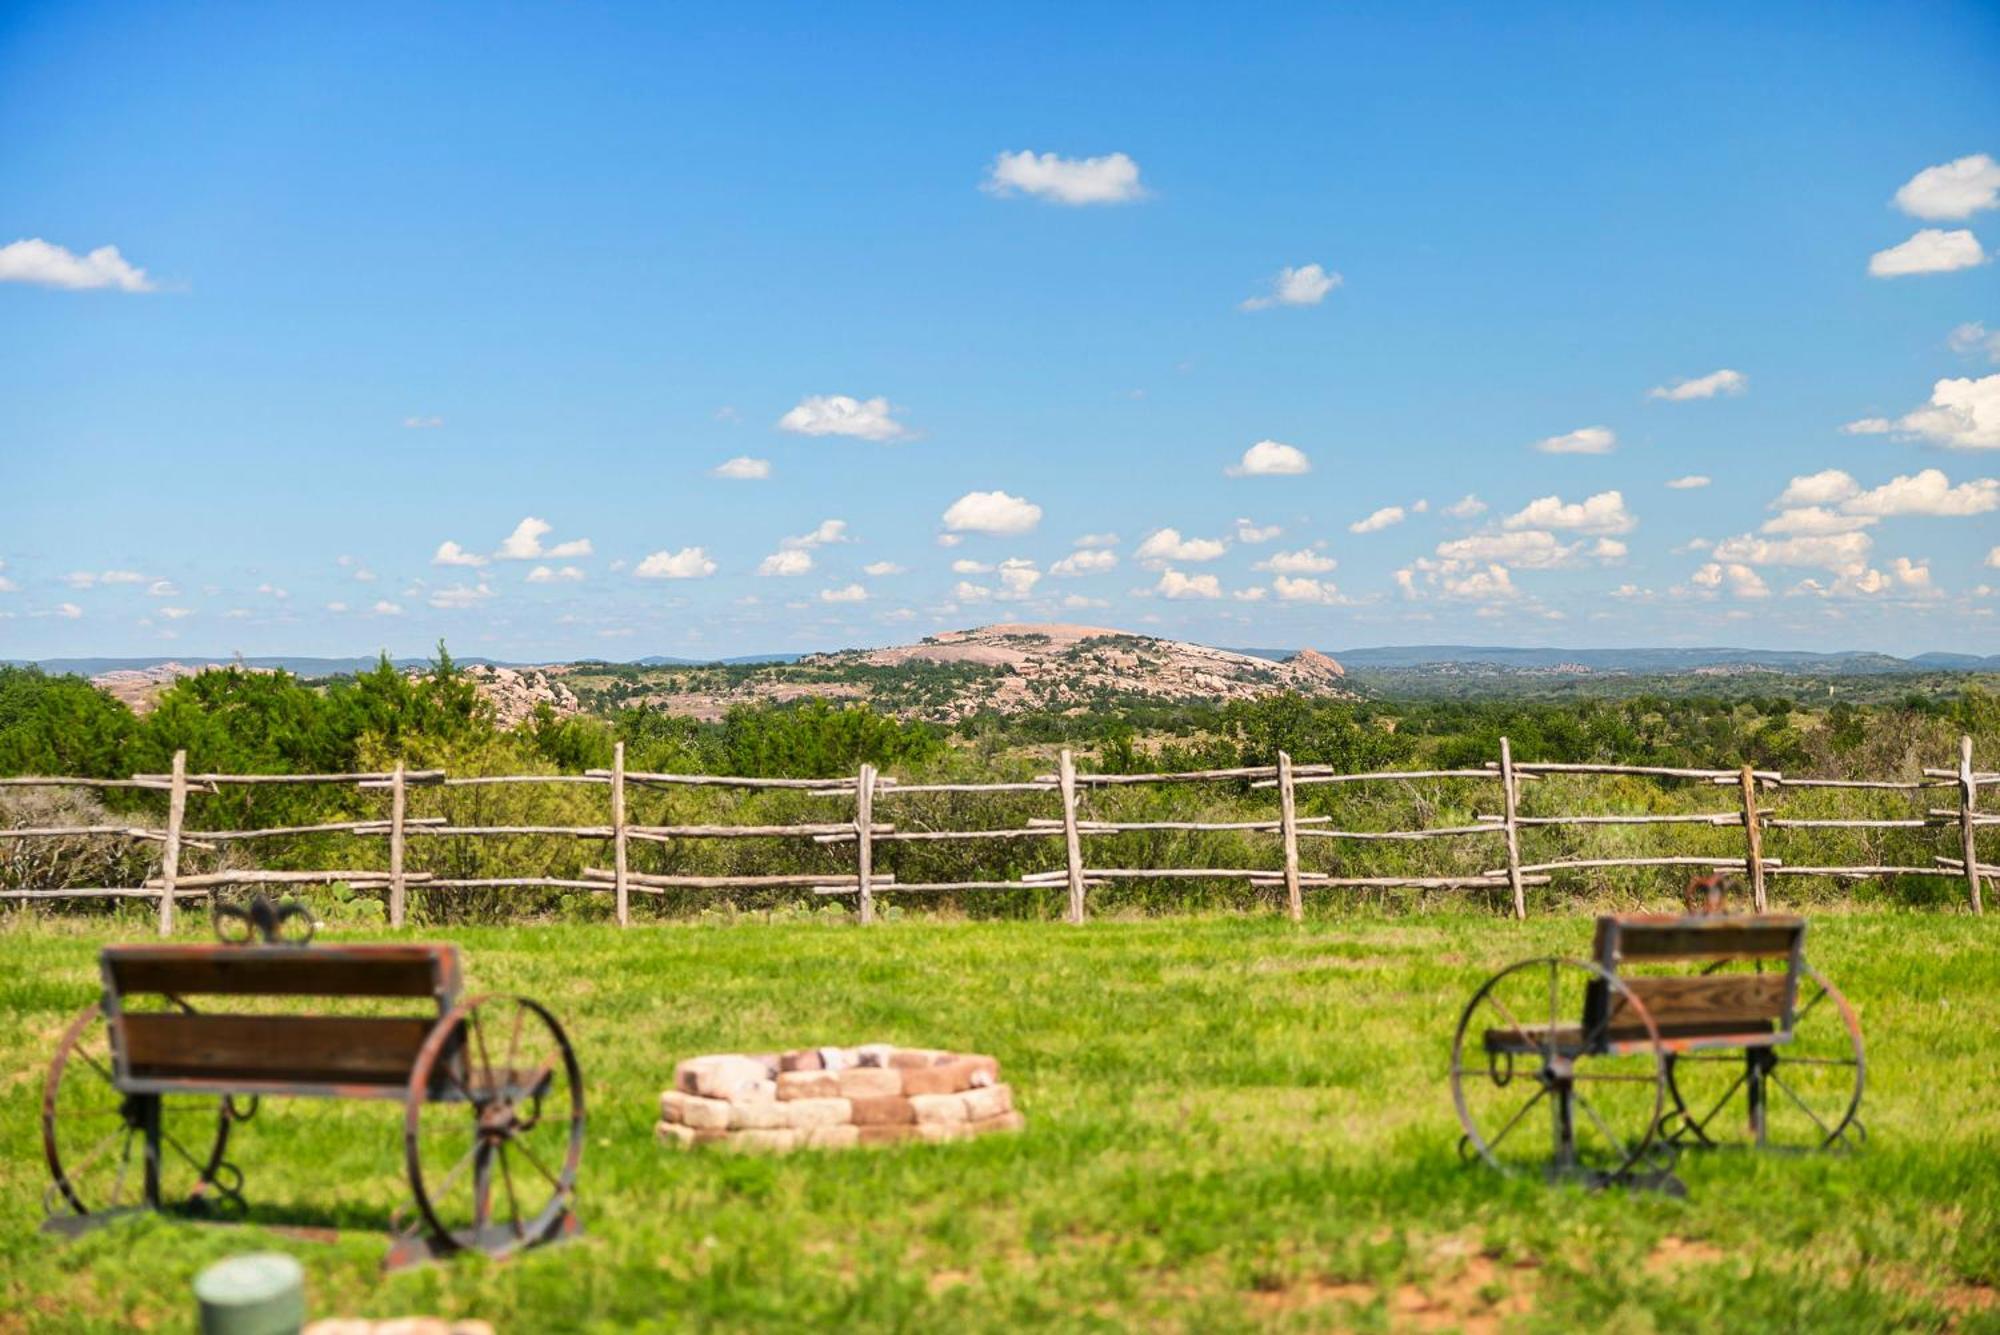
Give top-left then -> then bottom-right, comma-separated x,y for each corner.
1452,913 -> 1865,1190
42,923 -> 584,1268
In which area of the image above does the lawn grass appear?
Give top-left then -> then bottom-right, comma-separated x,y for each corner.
1,909 -> 1996,1332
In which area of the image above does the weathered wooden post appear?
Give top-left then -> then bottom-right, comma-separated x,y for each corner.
387,760 -> 409,928
1498,737 -> 1526,920
159,749 -> 187,937
855,762 -> 876,925
1058,749 -> 1086,925
611,741 -> 630,927
1959,735 -> 1985,916
1739,763 -> 1767,913
1277,750 -> 1303,922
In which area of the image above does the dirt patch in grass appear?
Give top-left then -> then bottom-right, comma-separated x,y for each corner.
1645,1235 -> 1727,1276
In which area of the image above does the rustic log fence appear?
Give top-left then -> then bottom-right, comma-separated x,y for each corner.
0,734 -> 1992,935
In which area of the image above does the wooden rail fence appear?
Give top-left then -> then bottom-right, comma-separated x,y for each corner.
1,735 -> 1992,935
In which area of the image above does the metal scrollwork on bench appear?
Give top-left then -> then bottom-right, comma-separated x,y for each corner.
213,894 -> 315,947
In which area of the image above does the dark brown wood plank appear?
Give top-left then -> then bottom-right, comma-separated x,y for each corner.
1602,914 -> 1804,962
118,1012 -> 433,1088
1612,974 -> 1790,1034
105,944 -> 455,999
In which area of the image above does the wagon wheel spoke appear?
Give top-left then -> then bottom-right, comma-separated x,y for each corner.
509,1132 -> 567,1195
59,1126 -> 131,1198
1684,1071 -> 1748,1140
109,1128 -> 136,1208
76,1049 -> 119,1088
1771,1072 -> 1837,1141
1572,1072 -> 1658,1084
1774,1055 -> 1857,1068
1545,961 -> 1560,1062
1481,991 -> 1536,1055
1478,1084 -> 1549,1156
498,1145 -> 526,1240
470,1007 -> 496,1096
426,1141 -> 482,1208
1794,984 -> 1829,1025
1574,1089 -> 1634,1167
504,1002 -> 527,1080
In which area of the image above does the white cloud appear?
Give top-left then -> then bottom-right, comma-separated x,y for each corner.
1062,593 -> 1109,609
634,547 -> 717,579
1666,475 -> 1712,490
1890,556 -> 1933,590
1591,538 -> 1628,561
1710,531 -> 1874,572
942,490 -> 1042,535
1349,505 -> 1406,534
1234,519 -> 1281,543
1051,549 -> 1118,576
1074,533 -> 1119,548
996,558 -> 1041,599
1443,494 -> 1487,519
158,606 -> 192,619
526,564 -> 586,583
372,600 -> 405,615
936,533 -> 962,548
1504,490 -> 1636,535
783,519 -> 851,550
1949,322 -> 2000,364
1227,440 -> 1311,476
1690,562 -> 1771,599
1231,586 -> 1268,602
777,394 -> 908,441
0,238 -> 156,292
147,580 -> 178,597
1841,468 -> 1999,517
1437,530 -> 1585,569
1761,507 -> 1877,536
1843,374 -> 2000,450
1272,575 -> 1339,603
495,516 -> 592,561
1155,569 -> 1222,600
711,456 -> 771,480
953,581 -> 992,603
982,150 -> 1145,205
1136,528 -> 1228,565
428,582 -> 493,609
0,563 -> 14,594
433,540 -> 487,568
1774,470 -> 1859,508
1648,369 -> 1747,401
1988,546 -> 2000,569
257,583 -> 289,599
819,583 -> 868,603
1532,425 -> 1617,455
1440,565 -> 1518,601
1240,263 -> 1342,311
1894,154 -> 2000,221
862,561 -> 906,576
403,416 -> 444,429
951,559 -> 993,574
1256,549 -> 1337,575
1868,229 -> 1987,278
55,602 -> 82,619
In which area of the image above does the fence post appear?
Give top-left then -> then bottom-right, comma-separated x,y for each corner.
611,742 -> 630,927
1277,750 -> 1303,922
855,763 -> 876,925
387,761 -> 408,928
158,749 -> 187,937
1738,763 -> 1767,913
1497,737 -> 1526,920
1058,749 -> 1086,925
1960,734 -> 1985,916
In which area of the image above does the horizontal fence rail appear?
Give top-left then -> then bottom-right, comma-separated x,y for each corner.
0,734 -> 1991,935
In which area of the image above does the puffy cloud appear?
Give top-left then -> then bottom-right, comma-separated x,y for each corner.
1443,494 -> 1487,519
1690,562 -> 1771,599
147,580 -> 179,597
1532,425 -> 1616,455
777,394 -> 908,441
1155,569 -> 1222,600
782,519 -> 851,550
1648,369 -> 1747,401
0,562 -> 14,594
1710,531 -> 1873,572
1136,528 -> 1228,564
1272,575 -> 1340,603
433,540 -> 487,568
757,550 -> 814,577
1774,469 -> 1859,508
1504,490 -> 1636,535
951,559 -> 994,574
1061,593 -> 1109,609
1232,586 -> 1268,602
1893,154 -> 2000,221
495,517 -> 592,561
1349,505 -> 1406,534
996,558 -> 1041,599
371,600 -> 405,615
1437,530 -> 1585,569
1050,549 -> 1117,576
1949,321 -> 2000,364
711,456 -> 771,480
1841,468 -> 1999,517
1666,475 -> 1712,490
0,238 -> 156,291
819,583 -> 868,603
1988,546 -> 2000,569
1890,556 -> 1933,590
1073,532 -> 1119,548
1843,374 -> 2000,450
862,561 -> 906,576
1440,565 -> 1518,601
1591,539 -> 1628,561
982,150 -> 1145,205
1868,229 -> 1986,278
1256,549 -> 1337,575
634,547 -> 717,579
953,581 -> 992,603
1240,263 -> 1342,311
1761,507 -> 1876,536
158,606 -> 192,620
428,582 -> 493,609
1226,440 -> 1310,476
942,490 -> 1041,535
64,569 -> 145,589
55,602 -> 82,619
1234,519 -> 1282,543
526,565 -> 586,583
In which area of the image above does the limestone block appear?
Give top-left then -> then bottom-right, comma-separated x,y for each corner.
909,1093 -> 970,1126
801,1123 -> 860,1149
855,1042 -> 897,1068
967,1111 -> 1026,1136
856,1123 -> 918,1145
659,1090 -> 687,1123
889,1048 -> 949,1069
836,1066 -> 902,1099
915,1121 -> 972,1143
678,1055 -> 774,1101
728,1128 -> 799,1153
900,1056 -> 996,1096
960,1083 -> 1013,1122
779,1049 -> 825,1072
848,1095 -> 915,1126
777,1070 -> 841,1101
677,1095 -> 733,1131
783,1097 -> 853,1130
729,1099 -> 795,1131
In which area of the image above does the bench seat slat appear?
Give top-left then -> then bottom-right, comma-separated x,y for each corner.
105,944 -> 457,1000
1609,974 -> 1790,1034
119,1013 -> 434,1090
1599,914 -> 1805,963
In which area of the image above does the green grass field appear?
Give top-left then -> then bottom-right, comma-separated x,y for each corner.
2,911 -> 1996,1332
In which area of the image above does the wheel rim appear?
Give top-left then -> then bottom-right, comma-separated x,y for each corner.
404,995 -> 584,1257
42,1001 -> 237,1218
1665,961 -> 1865,1151
1451,957 -> 1668,1185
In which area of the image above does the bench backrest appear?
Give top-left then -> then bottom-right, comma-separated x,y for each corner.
100,943 -> 460,1097
1585,914 -> 1806,1043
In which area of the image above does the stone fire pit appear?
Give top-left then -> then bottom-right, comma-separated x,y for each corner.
656,1043 -> 1023,1152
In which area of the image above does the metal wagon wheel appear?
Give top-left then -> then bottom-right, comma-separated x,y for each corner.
401,994 -> 584,1260
1451,957 -> 1672,1189
42,1001 -> 241,1221
1663,960 -> 1865,1152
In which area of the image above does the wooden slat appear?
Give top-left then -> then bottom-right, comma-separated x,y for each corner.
105,944 -> 455,999
119,1013 -> 433,1087
1598,914 -> 1804,962
1611,974 -> 1789,1035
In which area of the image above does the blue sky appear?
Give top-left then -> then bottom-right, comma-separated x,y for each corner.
2,2 -> 1997,661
